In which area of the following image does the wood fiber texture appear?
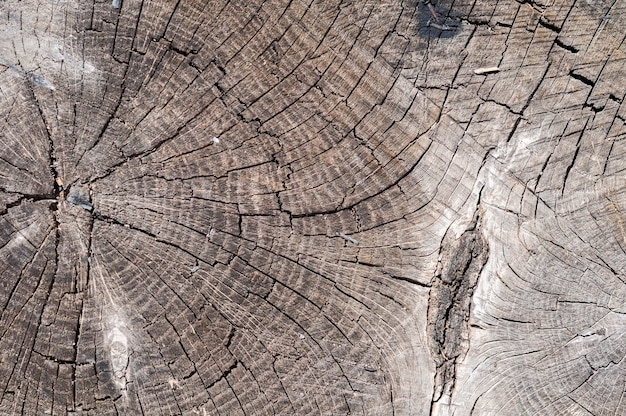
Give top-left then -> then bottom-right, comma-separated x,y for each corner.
0,0 -> 625,415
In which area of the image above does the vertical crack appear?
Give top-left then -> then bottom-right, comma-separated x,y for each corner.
23,75 -> 60,199
427,208 -> 489,412
561,118 -> 588,197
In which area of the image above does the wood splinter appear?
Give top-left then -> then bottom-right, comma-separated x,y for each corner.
474,66 -> 500,75
427,20 -> 455,31
335,232 -> 359,245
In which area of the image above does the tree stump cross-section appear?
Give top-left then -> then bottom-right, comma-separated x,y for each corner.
1,0 -> 626,415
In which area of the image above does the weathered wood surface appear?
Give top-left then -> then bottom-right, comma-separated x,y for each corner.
0,0 -> 625,414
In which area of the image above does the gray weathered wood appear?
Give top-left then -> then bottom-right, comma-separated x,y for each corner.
0,0 -> 625,414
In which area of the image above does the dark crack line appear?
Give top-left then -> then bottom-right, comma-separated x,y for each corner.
289,139 -> 433,218
561,117 -> 588,196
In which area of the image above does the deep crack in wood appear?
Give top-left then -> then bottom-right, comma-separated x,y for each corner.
428,212 -> 489,406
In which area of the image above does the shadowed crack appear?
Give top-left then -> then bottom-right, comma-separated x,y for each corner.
428,210 -> 489,410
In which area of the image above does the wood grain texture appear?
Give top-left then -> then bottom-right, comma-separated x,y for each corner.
0,0 -> 625,414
